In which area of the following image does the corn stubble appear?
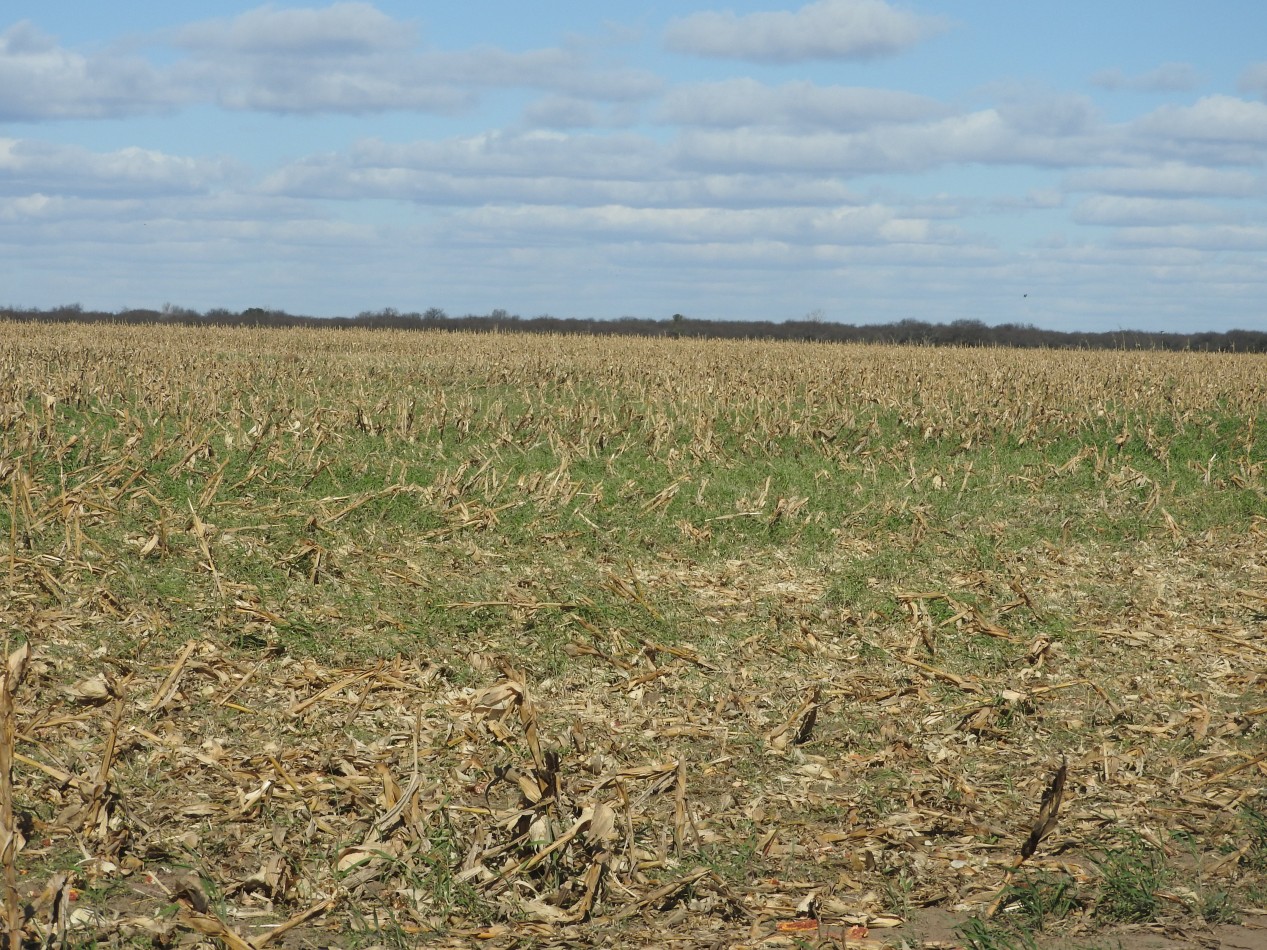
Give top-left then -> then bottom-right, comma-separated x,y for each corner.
0,322 -> 1265,947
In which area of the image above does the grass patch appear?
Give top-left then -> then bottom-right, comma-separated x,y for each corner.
1092,836 -> 1170,923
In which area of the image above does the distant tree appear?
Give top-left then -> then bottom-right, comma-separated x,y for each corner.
161,302 -> 201,320
3,303 -> 1261,351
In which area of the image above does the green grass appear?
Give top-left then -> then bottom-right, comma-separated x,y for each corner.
1092,836 -> 1171,924
956,917 -> 1041,950
998,870 -> 1084,932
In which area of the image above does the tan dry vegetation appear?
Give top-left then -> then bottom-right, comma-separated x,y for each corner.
0,321 -> 1266,948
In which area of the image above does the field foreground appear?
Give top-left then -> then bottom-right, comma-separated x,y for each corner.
1,322 -> 1266,948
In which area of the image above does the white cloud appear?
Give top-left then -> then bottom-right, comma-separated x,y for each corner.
199,65 -> 475,114
0,212 -> 377,270
989,189 -> 1064,211
0,138 -> 237,197
1237,62 -> 1267,100
1112,224 -> 1267,251
1091,62 -> 1201,93
655,89 -> 1267,193
674,109 -> 1122,175
660,79 -> 945,131
0,20 -> 178,120
0,8 -> 661,120
451,202 -> 963,249
1137,95 -> 1267,141
1072,195 -> 1233,227
995,91 -> 1098,136
0,193 -> 65,222
523,96 -> 604,130
169,2 -> 413,55
434,48 -> 662,101
1133,96 -> 1267,164
163,5 -> 663,113
176,36 -> 660,115
262,132 -> 872,210
1042,243 -> 1211,267
664,0 -> 948,63
341,131 -> 665,183
1064,163 -> 1259,197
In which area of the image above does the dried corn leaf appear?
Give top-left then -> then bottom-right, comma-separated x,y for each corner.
1020,758 -> 1067,863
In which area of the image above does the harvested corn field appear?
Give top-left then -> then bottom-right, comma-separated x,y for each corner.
1,322 -> 1266,948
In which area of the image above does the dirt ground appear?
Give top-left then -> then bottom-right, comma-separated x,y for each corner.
885,908 -> 1267,950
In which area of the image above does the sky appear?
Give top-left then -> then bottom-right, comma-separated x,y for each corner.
2,1 -> 1266,333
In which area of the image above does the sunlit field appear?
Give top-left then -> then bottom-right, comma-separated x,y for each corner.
1,322 -> 1265,947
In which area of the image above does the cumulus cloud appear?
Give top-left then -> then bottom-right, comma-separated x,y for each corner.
167,4 -> 449,114
429,48 -> 661,101
159,4 -> 662,113
1135,95 -> 1267,143
174,30 -> 660,114
1132,95 -> 1267,164
199,66 -> 475,114
686,83 -> 1267,184
523,96 -> 605,130
0,20 -> 180,120
261,132 -> 669,207
261,131 -> 874,211
0,199 -> 374,255
988,189 -> 1064,212
347,132 -> 665,183
168,2 -> 413,55
1064,163 -> 1259,197
995,91 -> 1099,136
1237,62 -> 1267,100
451,201 -> 962,249
674,107 -> 1122,176
660,79 -> 946,131
1,6 -> 661,120
1072,195 -> 1233,227
663,0 -> 948,63
1112,224 -> 1267,251
1091,62 -> 1201,93
0,138 -> 237,197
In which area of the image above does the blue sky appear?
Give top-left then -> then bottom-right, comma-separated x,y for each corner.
2,1 -> 1265,332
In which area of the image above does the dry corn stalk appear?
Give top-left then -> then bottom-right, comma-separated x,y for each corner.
0,644 -> 30,949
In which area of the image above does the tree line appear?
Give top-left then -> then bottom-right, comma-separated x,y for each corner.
2,303 -> 1264,352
